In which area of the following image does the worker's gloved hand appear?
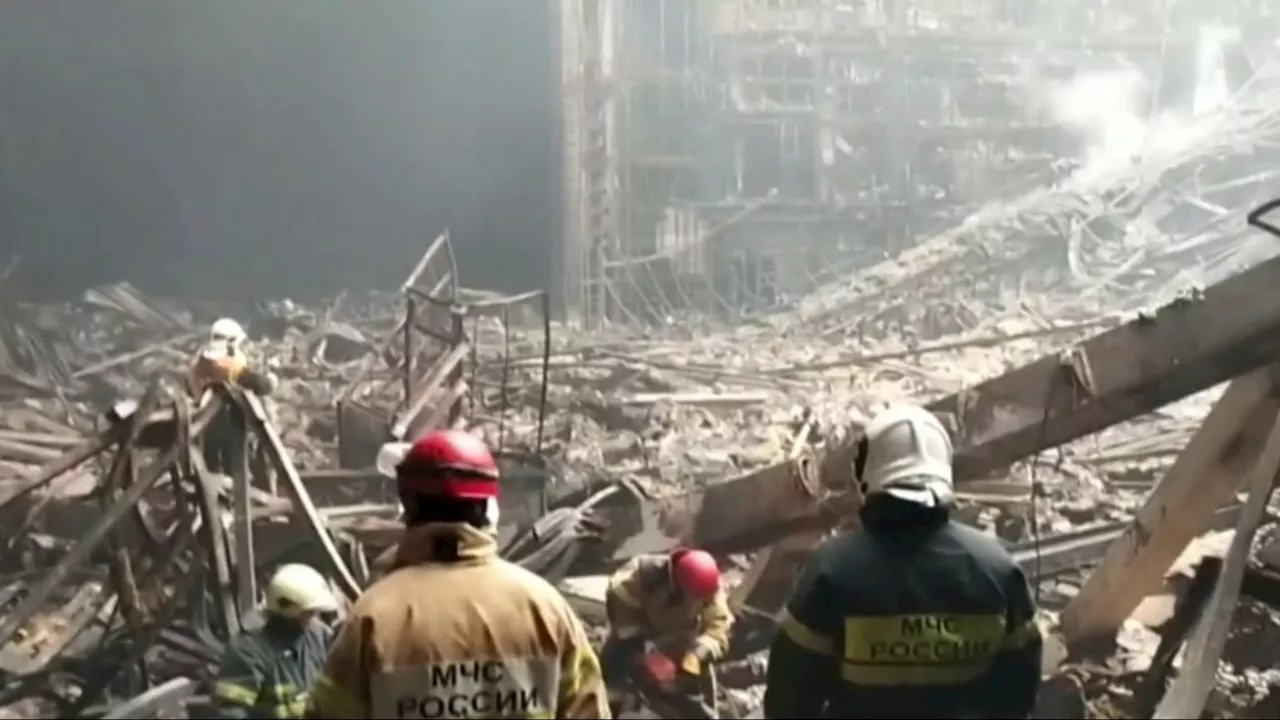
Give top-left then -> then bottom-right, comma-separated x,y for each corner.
678,652 -> 701,679
679,645 -> 713,679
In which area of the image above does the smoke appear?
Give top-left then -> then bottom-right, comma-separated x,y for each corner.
1046,67 -> 1150,182
1040,24 -> 1240,184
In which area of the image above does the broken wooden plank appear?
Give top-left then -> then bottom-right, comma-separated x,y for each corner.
1152,408 -> 1280,718
1061,367 -> 1280,645
613,392 -> 769,409
239,393 -> 361,599
595,253 -> 1280,571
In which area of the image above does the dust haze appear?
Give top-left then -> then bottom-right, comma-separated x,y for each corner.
0,0 -> 558,302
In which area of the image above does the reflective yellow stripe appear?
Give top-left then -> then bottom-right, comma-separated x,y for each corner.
778,609 -> 834,655
307,675 -> 365,717
277,697 -> 308,717
215,682 -> 259,707
841,661 -> 987,685
264,683 -> 299,697
1001,618 -> 1039,650
561,646 -> 597,700
612,582 -> 641,607
843,613 -> 1005,664
838,613 -> 1006,687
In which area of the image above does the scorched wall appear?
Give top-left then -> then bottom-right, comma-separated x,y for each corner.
0,0 -> 561,303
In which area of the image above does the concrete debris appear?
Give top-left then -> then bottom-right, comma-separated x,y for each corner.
4,196 -> 1280,719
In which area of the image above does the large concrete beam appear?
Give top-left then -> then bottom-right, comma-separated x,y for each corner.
636,251 -> 1280,560
1059,366 -> 1280,645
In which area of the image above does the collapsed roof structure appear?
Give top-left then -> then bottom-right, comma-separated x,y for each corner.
3,0 -> 1280,717
2,186 -> 1280,717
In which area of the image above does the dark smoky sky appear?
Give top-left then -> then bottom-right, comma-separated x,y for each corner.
0,0 -> 558,303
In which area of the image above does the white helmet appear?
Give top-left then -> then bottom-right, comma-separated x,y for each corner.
209,317 -> 247,348
265,564 -> 338,617
856,405 -> 954,507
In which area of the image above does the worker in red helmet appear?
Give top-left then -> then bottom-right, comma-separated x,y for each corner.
305,429 -> 610,720
600,548 -> 734,701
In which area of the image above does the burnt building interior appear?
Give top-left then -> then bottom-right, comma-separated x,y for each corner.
4,1 -> 1280,718
559,0 -> 1269,326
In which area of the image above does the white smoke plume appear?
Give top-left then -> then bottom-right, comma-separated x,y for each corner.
1039,24 -> 1240,184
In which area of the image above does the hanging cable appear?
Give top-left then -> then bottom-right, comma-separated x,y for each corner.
1028,362 -> 1073,604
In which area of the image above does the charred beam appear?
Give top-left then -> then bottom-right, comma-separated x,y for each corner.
1152,414 -> 1280,718
1061,369 -> 1280,643
599,250 -> 1280,562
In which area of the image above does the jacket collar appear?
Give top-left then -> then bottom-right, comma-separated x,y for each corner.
392,522 -> 498,568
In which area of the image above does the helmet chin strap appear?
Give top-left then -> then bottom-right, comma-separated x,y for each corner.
484,498 -> 501,528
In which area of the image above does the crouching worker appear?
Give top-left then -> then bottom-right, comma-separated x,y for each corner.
213,564 -> 338,719
763,405 -> 1042,719
305,429 -> 610,719
601,548 -> 733,709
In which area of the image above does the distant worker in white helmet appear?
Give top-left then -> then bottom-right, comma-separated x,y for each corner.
186,317 -> 279,474
763,405 -> 1042,720
187,318 -> 279,399
213,564 -> 339,719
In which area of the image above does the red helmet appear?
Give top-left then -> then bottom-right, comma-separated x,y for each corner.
670,548 -> 720,601
396,430 -> 499,499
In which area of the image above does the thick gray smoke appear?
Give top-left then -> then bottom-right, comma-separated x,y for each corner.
0,0 -> 558,301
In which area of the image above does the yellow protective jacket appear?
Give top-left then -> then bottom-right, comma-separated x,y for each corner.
605,553 -> 734,661
304,523 -> 610,720
185,349 -> 277,399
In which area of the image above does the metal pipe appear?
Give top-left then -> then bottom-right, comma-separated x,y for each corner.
536,292 -> 552,454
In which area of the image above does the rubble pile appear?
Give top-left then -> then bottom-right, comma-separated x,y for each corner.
785,78 -> 1280,344
4,243 -> 1280,717
4,93 -> 1280,717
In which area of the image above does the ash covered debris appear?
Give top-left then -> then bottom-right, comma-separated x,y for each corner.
0,213 -> 1278,719
3,198 -> 1280,720
1,56 -> 1280,720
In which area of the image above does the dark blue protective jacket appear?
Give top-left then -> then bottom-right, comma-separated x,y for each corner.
763,498 -> 1042,719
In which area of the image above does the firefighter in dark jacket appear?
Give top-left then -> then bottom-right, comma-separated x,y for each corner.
186,317 -> 278,475
214,564 -> 338,719
764,404 -> 1042,720
305,429 -> 610,719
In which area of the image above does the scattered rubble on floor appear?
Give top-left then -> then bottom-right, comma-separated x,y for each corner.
5,201 -> 1280,717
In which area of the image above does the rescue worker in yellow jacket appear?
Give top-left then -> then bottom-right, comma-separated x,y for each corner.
214,564 -> 338,719
186,317 -> 278,475
186,317 -> 278,399
304,429 -> 610,720
763,405 -> 1042,719
600,548 -> 734,692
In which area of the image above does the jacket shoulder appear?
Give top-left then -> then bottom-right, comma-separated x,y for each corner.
348,568 -> 419,622
223,626 -> 271,663
810,529 -> 872,571
609,553 -> 665,589
943,521 -> 1019,569
493,559 -> 577,616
